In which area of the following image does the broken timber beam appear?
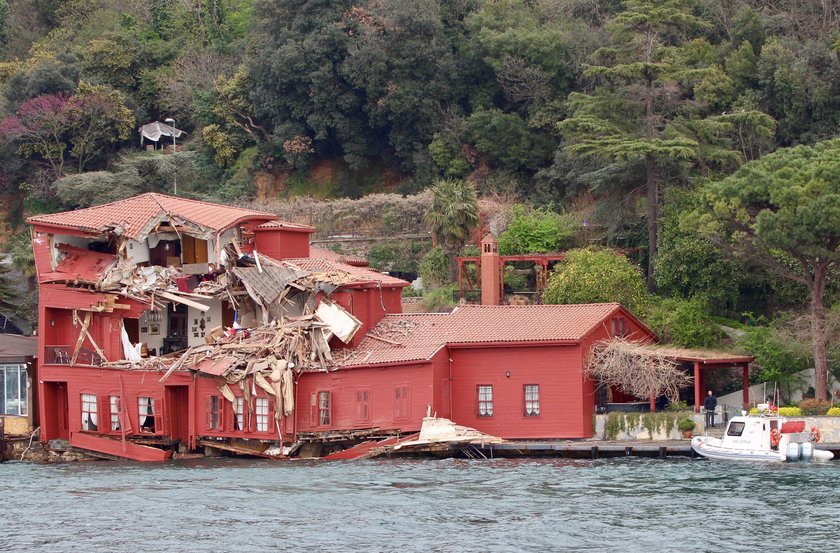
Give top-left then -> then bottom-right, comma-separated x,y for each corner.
157,291 -> 211,312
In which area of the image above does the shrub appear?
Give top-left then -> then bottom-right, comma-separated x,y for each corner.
826,407 -> 840,416
678,417 -> 696,432
646,297 -> 722,348
604,412 -> 622,440
667,400 -> 689,412
543,247 -> 649,316
497,204 -> 577,255
798,399 -> 832,416
419,284 -> 457,312
779,407 -> 803,417
419,246 -> 451,290
401,286 -> 421,297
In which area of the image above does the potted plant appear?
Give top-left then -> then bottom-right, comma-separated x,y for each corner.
678,417 -> 696,439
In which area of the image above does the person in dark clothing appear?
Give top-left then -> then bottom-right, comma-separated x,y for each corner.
704,390 -> 718,428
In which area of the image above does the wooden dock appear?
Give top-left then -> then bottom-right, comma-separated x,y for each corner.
385,439 -> 840,460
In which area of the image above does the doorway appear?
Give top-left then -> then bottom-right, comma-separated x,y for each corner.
165,386 -> 190,443
43,382 -> 69,440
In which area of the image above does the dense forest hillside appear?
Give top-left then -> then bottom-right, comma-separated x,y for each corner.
2,1 -> 840,399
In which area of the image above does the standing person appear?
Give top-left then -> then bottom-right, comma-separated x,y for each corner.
704,390 -> 718,428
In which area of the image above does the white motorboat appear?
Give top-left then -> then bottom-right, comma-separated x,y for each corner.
691,414 -> 833,462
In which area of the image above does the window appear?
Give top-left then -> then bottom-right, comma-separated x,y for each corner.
256,398 -> 269,432
477,385 -> 493,417
233,397 -> 244,431
81,393 -> 98,431
207,396 -> 222,431
318,391 -> 331,426
727,421 -> 745,437
611,317 -> 629,337
109,395 -> 121,431
138,397 -> 158,434
0,363 -> 28,416
355,388 -> 370,423
394,385 -> 410,421
524,385 -> 540,416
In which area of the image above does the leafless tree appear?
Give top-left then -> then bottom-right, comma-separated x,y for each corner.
585,338 -> 693,402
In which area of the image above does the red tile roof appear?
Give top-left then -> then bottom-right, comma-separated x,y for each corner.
337,303 -> 636,366
255,220 -> 316,233
308,246 -> 369,267
27,193 -> 275,240
280,256 -> 409,287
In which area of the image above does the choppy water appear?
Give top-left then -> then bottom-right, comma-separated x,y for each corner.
1,457 -> 838,552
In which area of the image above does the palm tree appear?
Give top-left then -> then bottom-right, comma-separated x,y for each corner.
425,179 -> 479,283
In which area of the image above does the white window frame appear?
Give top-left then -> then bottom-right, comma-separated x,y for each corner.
524,384 -> 540,416
81,393 -> 98,431
256,398 -> 269,432
477,385 -> 494,417
1,363 -> 28,416
109,395 -> 121,431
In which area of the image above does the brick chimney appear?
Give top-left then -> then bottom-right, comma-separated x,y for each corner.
480,234 -> 501,305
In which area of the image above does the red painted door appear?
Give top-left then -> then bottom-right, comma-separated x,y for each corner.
43,382 -> 69,440
165,386 -> 190,442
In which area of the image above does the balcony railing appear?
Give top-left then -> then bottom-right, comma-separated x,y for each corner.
45,345 -> 104,367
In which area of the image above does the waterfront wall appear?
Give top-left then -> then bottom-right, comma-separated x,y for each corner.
594,413 -> 840,443
593,412 -> 703,441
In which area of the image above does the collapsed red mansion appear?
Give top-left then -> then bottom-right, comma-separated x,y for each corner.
27,193 -> 653,461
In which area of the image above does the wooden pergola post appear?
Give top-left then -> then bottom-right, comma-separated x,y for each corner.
694,361 -> 702,413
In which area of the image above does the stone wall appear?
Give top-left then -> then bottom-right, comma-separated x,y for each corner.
593,412 -> 703,441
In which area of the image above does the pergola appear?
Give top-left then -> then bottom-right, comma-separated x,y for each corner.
641,345 -> 754,412
456,253 -> 566,302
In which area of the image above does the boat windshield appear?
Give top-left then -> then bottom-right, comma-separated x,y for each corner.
727,422 -> 746,436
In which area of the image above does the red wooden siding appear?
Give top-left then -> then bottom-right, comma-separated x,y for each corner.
447,345 -> 590,439
295,363 -> 433,434
254,228 -> 310,260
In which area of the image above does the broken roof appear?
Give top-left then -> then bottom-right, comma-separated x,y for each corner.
27,193 -> 275,240
255,220 -> 316,233
308,246 -> 369,267
280,256 -> 408,287
337,303 -> 642,367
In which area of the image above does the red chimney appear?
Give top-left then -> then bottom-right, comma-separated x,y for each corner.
481,234 -> 501,305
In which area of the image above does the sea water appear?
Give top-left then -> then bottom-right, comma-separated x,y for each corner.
1,457 -> 837,552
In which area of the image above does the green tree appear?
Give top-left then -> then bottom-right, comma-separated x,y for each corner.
0,261 -> 16,309
695,139 -> 840,400
425,179 -> 479,281
543,247 -> 649,316
65,82 -> 134,172
557,0 -> 712,290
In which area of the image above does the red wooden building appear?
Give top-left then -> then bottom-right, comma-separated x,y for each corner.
27,193 -> 656,461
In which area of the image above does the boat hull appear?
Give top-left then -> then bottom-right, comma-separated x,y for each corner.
692,436 -> 785,462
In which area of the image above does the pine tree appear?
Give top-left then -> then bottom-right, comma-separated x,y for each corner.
558,0 -> 709,290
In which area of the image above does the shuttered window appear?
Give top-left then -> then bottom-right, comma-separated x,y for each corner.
394,385 -> 410,421
356,388 -> 370,423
